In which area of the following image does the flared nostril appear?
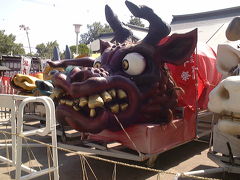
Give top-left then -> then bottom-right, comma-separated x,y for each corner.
99,68 -> 105,72
93,69 -> 100,73
99,72 -> 105,77
70,71 -> 85,82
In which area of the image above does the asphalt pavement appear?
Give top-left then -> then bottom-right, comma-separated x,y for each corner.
0,122 -> 240,180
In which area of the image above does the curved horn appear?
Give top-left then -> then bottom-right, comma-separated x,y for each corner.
125,1 -> 171,45
105,5 -> 132,43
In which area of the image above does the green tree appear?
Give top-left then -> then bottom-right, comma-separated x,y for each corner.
128,16 -> 145,27
35,40 -> 59,59
70,44 -> 90,56
79,22 -> 113,45
0,30 -> 25,55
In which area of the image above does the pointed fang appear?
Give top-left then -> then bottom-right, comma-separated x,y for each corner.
101,91 -> 112,102
110,104 -> 120,113
88,94 -> 104,108
117,89 -> 127,99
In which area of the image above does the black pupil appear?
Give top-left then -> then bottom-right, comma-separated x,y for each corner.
122,59 -> 129,70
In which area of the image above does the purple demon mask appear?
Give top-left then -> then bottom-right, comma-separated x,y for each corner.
48,1 -> 197,133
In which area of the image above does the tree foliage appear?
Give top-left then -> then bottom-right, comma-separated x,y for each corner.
0,30 -> 25,55
79,22 -> 112,45
35,40 -> 59,59
79,16 -> 145,45
70,44 -> 90,56
128,16 -> 145,27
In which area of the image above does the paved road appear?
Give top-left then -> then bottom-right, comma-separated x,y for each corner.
0,116 -> 239,180
0,133 -> 240,180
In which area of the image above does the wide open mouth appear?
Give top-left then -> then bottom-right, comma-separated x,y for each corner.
51,88 -> 129,118
51,74 -> 141,132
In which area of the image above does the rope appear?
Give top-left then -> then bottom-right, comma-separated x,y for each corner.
24,138 -> 42,172
112,164 -> 117,180
113,114 -> 142,157
47,146 -> 53,180
80,155 -> 88,180
2,132 -> 11,176
83,155 -> 98,180
0,130 -> 220,180
206,23 -> 225,44
25,139 -> 34,171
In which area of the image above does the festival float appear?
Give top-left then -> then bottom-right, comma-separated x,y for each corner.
8,1 -> 223,165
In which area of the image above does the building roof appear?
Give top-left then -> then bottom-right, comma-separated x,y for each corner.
171,6 -> 240,24
1,55 -> 41,62
170,6 -> 240,51
89,7 -> 240,53
124,23 -> 149,32
0,66 -> 11,71
89,24 -> 148,52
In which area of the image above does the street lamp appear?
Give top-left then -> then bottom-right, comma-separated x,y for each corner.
73,24 -> 82,55
19,24 -> 32,55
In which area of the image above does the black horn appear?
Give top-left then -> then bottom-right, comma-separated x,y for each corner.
125,1 -> 171,45
105,5 -> 132,43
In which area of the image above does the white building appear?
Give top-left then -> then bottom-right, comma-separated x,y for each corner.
171,6 -> 240,51
89,6 -> 240,52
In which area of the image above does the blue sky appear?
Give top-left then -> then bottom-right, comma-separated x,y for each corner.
0,0 -> 239,53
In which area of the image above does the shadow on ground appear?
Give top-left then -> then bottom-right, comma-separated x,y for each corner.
1,137 -> 240,180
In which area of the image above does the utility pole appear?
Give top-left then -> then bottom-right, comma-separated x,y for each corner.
73,24 -> 82,55
19,24 -> 32,55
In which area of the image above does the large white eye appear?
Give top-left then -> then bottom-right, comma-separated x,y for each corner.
122,53 -> 146,75
93,56 -> 101,68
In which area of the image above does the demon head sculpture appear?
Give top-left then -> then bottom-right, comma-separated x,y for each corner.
48,1 -> 197,133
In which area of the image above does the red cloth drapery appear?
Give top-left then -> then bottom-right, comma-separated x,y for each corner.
167,43 -> 222,111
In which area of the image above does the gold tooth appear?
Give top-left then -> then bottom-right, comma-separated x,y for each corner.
117,89 -> 127,99
120,103 -> 128,111
65,100 -> 74,106
108,89 -> 116,98
73,105 -> 80,111
101,91 -> 112,102
79,97 -> 88,107
88,94 -> 104,108
90,108 -> 96,117
110,104 -> 119,113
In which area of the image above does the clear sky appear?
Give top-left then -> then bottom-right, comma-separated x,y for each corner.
0,0 -> 239,53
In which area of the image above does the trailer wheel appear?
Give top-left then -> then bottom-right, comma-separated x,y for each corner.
146,154 -> 159,167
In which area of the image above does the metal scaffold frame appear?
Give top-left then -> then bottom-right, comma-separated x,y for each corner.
0,94 -> 59,180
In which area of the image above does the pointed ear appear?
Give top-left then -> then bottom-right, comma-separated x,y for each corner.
100,40 -> 114,54
155,28 -> 197,65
